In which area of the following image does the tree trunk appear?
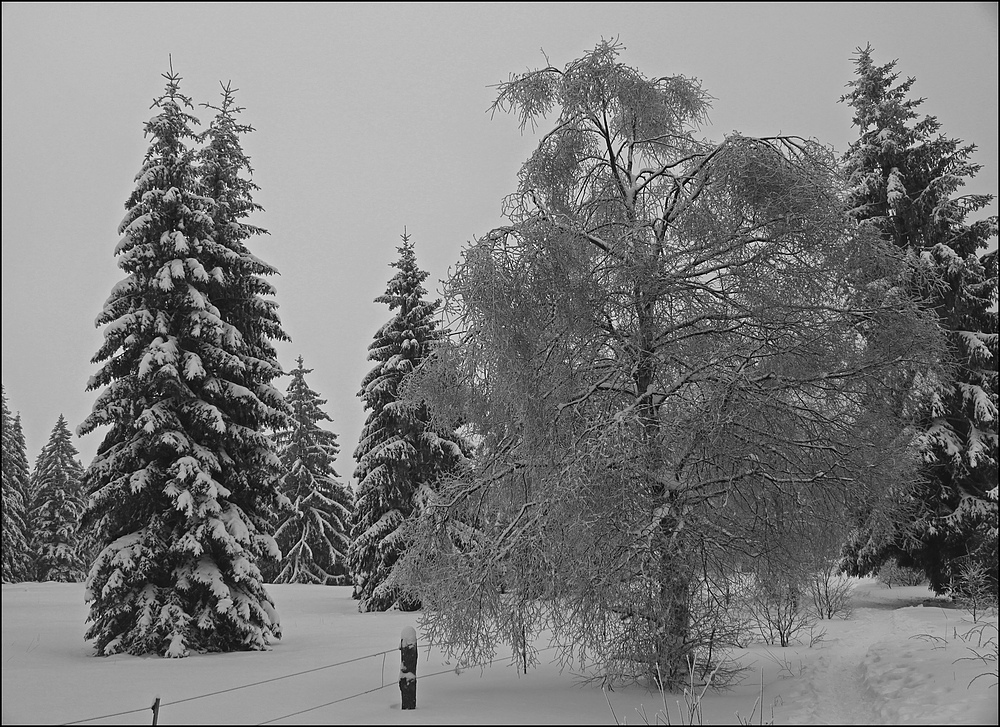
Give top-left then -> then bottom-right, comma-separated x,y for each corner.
633,291 -> 694,690
653,512 -> 693,690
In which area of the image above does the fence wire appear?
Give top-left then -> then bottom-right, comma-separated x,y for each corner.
61,640 -> 561,725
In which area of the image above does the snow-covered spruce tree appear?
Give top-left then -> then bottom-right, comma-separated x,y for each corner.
10,415 -> 34,566
838,46 -> 998,595
29,415 -> 87,582
349,233 -> 468,612
78,68 -> 289,657
270,356 -> 354,585
395,41 -> 940,688
1,387 -> 30,582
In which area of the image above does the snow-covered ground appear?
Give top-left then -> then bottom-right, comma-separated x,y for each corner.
2,579 -> 996,725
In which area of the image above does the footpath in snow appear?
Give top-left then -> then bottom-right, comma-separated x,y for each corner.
770,581 -> 998,726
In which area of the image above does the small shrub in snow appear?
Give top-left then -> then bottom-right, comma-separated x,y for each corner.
955,561 -> 998,623
877,561 -> 927,588
807,563 -> 854,620
686,569 -> 756,680
605,656 -> 774,726
745,573 -> 813,648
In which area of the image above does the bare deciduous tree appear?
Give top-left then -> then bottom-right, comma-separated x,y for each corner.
396,41 -> 940,688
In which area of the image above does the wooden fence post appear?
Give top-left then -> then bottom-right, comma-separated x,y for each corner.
150,696 -> 160,726
400,626 -> 417,710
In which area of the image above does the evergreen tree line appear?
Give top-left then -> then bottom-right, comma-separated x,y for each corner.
0,43 -> 994,666
2,364 -> 356,590
1,66 -> 460,654
1,394 -> 90,583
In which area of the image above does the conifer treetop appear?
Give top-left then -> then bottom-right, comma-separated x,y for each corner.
279,355 -> 340,480
200,81 -> 269,247
840,44 -> 996,258
377,231 -> 433,314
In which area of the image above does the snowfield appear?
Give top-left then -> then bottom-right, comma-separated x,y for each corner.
2,579 -> 996,725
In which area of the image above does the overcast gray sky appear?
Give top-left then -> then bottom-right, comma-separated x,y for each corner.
3,2 -> 997,484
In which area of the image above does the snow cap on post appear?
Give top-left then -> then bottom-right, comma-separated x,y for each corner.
401,625 -> 417,646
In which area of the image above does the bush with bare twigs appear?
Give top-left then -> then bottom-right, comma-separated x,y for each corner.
807,562 -> 854,620
877,561 -> 927,588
